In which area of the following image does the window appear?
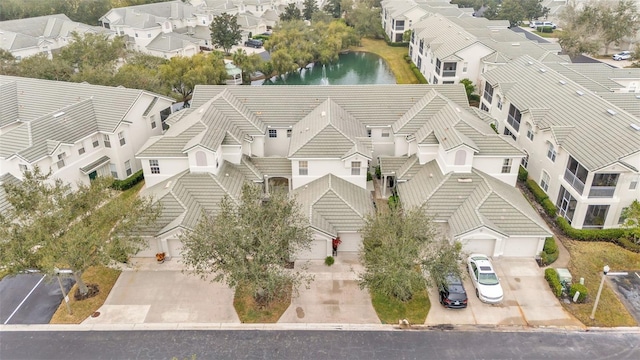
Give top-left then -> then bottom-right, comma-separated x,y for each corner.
125,160 -> 132,176
501,159 -> 512,173
56,153 -> 66,169
417,57 -> 422,70
435,58 -> 441,74
78,147 -> 85,155
110,163 -> 118,178
150,160 -> 160,174
150,115 -> 157,129
147,33 -> 151,38
547,142 -> 556,162
351,161 -> 361,176
442,62 -> 456,77
540,171 -> 550,192
462,62 -> 468,73
19,164 -> 28,173
557,186 -> 577,223
135,33 -> 138,37
526,124 -> 534,141
503,127 -> 516,141
92,135 -> 100,148
299,161 -> 308,175
480,103 -> 488,111
483,82 -> 494,104
287,129 -> 292,138
432,77 -> 438,84
118,131 -> 126,146
103,134 -> 111,148
367,129 -> 371,137
584,205 -> 609,228
619,207 -> 629,224
631,180 -> 638,190
565,156 -> 588,194
521,154 -> 529,169
268,129 -> 277,138
496,95 -> 503,110
381,130 -> 390,138
507,104 -> 522,132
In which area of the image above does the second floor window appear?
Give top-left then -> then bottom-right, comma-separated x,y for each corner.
57,153 -> 66,169
118,131 -> 126,146
78,147 -> 85,155
125,160 -> 132,177
526,124 -> 534,141
507,104 -> 522,132
103,134 -> 111,148
351,161 -> 361,176
268,129 -> 277,138
150,159 -> 160,174
92,135 -> 100,148
287,129 -> 292,138
299,161 -> 308,175
483,82 -> 494,104
540,171 -> 550,192
547,142 -> 556,162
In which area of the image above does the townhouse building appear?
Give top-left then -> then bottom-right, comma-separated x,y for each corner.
480,56 -> 640,230
0,76 -> 174,187
136,85 -> 550,260
0,14 -> 114,60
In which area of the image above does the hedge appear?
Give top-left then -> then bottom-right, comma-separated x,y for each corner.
536,26 -> 553,33
618,237 -> 640,253
524,178 -> 556,217
383,33 -> 410,47
518,166 -> 528,183
570,283 -> 588,303
545,268 -> 563,297
490,123 -> 498,134
410,64 -> 428,83
111,170 -> 144,191
556,217 -> 625,241
540,237 -> 559,265
388,194 -> 399,208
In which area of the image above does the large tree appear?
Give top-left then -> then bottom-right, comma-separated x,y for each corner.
158,52 -> 227,102
621,200 -> 640,244
209,12 -> 242,55
231,49 -> 264,84
280,3 -> 303,22
0,168 -> 159,297
345,1 -> 384,38
180,183 -> 313,305
599,0 -> 640,55
484,0 -> 549,27
359,205 -> 463,301
59,31 -> 126,73
302,0 -> 319,20
323,0 -> 342,18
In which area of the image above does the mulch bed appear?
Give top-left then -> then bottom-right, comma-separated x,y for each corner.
74,283 -> 100,301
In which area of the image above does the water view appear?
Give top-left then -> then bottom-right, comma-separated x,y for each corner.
255,52 -> 396,86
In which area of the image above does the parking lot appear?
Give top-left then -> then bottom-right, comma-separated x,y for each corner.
425,258 -> 583,328
609,271 -> 640,324
0,273 -> 74,324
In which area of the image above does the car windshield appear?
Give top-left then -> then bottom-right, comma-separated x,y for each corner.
478,272 -> 499,285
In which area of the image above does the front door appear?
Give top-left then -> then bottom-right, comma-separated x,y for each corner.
89,171 -> 97,181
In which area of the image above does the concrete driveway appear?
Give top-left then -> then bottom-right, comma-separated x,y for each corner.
278,254 -> 380,324
83,259 -> 239,324
425,258 -> 583,328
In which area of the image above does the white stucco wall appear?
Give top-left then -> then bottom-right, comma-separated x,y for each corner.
141,158 -> 190,187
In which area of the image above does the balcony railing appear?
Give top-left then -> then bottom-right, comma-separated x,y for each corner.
588,186 -> 615,198
442,70 -> 456,77
395,26 -> 404,31
564,168 -> 585,195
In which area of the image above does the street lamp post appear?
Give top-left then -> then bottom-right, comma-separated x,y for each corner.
590,265 -> 610,320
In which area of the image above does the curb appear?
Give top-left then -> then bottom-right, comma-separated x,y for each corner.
2,323 -> 637,333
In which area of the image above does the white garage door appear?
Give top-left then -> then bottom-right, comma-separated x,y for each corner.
167,238 -> 183,259
297,239 -> 328,260
503,238 -> 540,257
336,233 -> 361,253
461,238 -> 496,257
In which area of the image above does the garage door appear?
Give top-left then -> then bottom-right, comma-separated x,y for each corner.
503,238 -> 540,257
296,239 -> 328,260
336,233 -> 361,253
167,238 -> 183,258
461,238 -> 496,256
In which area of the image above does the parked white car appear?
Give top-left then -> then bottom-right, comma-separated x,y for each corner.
467,254 -> 504,304
613,51 -> 632,61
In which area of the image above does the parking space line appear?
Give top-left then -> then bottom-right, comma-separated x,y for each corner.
3,275 -> 46,325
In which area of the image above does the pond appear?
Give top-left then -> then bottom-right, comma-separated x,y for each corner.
254,52 -> 397,86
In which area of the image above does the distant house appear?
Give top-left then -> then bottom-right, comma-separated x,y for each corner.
480,56 -> 640,230
135,85 -> 550,260
0,14 -> 113,60
0,75 -> 174,187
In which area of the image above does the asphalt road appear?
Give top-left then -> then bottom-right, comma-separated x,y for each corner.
1,330 -> 639,360
609,271 -> 640,324
0,273 -> 75,324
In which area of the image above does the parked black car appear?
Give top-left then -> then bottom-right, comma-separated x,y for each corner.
438,273 -> 468,309
244,39 -> 263,48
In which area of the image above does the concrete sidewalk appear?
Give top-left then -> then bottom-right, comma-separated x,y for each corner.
278,254 -> 380,324
83,258 -> 240,325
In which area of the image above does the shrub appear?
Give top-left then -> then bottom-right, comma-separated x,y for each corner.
410,64 -> 428,83
111,170 -> 144,191
542,198 -> 557,217
375,165 -> 381,179
526,178 -> 548,203
540,237 -> 559,265
570,283 -> 588,303
403,54 -> 411,63
388,195 -> 399,208
324,256 -> 335,266
367,171 -> 373,181
556,217 -> 625,241
490,123 -> 498,134
617,237 -> 640,253
518,166 -> 528,182
536,26 -> 553,33
544,268 -> 562,297
383,33 -> 409,47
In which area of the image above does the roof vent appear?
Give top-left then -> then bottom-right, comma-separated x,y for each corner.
606,109 -> 617,116
458,178 -> 473,183
527,61 -> 533,65
631,123 -> 640,131
53,111 -> 65,118
636,95 -> 640,99
512,43 -> 520,46
225,173 -> 229,177
576,90 -> 584,96
559,80 -> 566,85
321,111 -> 326,117
539,68 -> 546,73
164,180 -> 172,189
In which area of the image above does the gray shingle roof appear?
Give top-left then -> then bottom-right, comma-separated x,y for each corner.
482,55 -> 640,171
397,160 -> 551,237
292,174 -> 374,237
146,32 -> 199,52
545,62 -> 640,92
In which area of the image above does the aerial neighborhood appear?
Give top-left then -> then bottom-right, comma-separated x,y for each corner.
0,0 -> 639,340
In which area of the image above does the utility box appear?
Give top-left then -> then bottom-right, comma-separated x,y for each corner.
556,268 -> 572,284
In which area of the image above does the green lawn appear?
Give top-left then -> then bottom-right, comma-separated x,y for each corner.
351,38 -> 419,84
233,282 -> 291,323
371,288 -> 430,325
